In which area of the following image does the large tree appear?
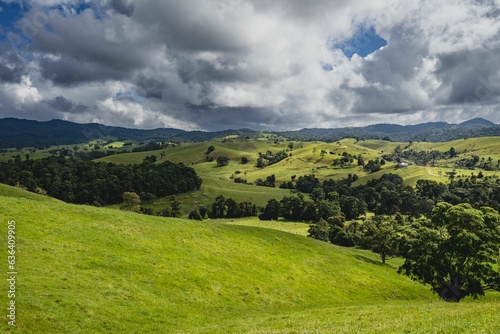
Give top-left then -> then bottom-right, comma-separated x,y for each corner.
397,203 -> 500,302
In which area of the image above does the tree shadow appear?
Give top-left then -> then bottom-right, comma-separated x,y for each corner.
353,254 -> 385,266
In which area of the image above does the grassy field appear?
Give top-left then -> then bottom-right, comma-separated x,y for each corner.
1,189 -> 500,332
0,183 -> 59,202
95,137 -> 500,212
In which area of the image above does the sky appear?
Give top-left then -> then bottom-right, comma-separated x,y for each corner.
0,0 -> 499,131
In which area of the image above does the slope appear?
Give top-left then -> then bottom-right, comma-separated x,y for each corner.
0,196 -> 436,333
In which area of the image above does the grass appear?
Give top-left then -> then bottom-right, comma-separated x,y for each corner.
94,137 -> 500,214
0,183 -> 59,202
97,137 -> 500,187
0,196 -> 451,333
213,217 -> 311,237
0,194 -> 499,332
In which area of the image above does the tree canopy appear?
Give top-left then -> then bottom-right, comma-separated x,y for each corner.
397,203 -> 500,302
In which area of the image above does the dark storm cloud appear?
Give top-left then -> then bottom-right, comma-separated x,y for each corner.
45,95 -> 88,113
134,0 -> 248,53
434,48 -> 500,105
180,105 -> 299,131
110,0 -> 134,17
0,42 -> 26,83
39,57 -> 128,85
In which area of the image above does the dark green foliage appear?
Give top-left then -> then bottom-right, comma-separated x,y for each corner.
216,156 -> 230,167
255,174 -> 276,187
340,196 -> 367,220
198,206 -> 208,219
259,199 -> 281,220
209,195 -> 257,219
143,155 -> 157,163
296,174 -> 321,193
132,141 -> 174,153
256,150 -> 289,168
206,145 -> 215,155
188,209 -> 203,220
397,203 -> 500,302
363,159 -> 382,173
0,157 -> 202,206
171,198 -> 181,217
121,192 -> 141,212
307,219 -> 330,242
241,156 -> 249,164
360,216 -> 400,264
386,146 -> 451,166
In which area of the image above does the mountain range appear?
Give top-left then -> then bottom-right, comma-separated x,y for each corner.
0,117 -> 498,149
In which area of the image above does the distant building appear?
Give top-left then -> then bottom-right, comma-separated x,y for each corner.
398,162 -> 409,168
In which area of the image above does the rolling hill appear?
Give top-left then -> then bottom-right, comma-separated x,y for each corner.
1,187 -> 500,333
1,117 -> 499,149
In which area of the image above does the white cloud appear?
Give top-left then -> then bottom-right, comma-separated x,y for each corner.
0,0 -> 499,130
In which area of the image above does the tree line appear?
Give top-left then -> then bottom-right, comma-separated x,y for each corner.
0,156 -> 202,206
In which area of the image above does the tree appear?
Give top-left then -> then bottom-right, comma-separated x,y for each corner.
121,192 -> 141,212
340,196 -> 367,220
259,199 -> 281,220
361,216 -> 399,264
216,156 -> 229,167
211,195 -> 227,218
316,200 -> 341,220
206,145 -> 215,155
397,203 -> 500,302
308,219 -> 330,242
310,187 -> 325,203
188,209 -> 203,220
171,197 -> 181,217
241,156 -> 249,164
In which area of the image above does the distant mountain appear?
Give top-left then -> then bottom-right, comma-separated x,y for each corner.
457,117 -> 496,128
277,118 -> 499,142
0,117 -> 498,149
0,118 -> 258,149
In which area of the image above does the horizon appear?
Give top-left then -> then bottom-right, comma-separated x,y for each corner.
0,1 -> 499,131
0,115 -> 497,133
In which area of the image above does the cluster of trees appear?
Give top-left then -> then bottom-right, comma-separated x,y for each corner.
259,192 -> 342,222
0,156 -> 202,206
209,196 -> 258,218
332,151 -> 358,168
383,146 -> 452,166
363,158 -> 385,173
131,141 -> 176,152
256,150 -> 290,168
255,174 -> 276,187
308,203 -> 500,302
259,172 -> 500,224
455,155 -> 500,170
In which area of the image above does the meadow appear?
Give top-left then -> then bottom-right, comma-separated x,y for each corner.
0,185 -> 499,333
97,136 -> 500,214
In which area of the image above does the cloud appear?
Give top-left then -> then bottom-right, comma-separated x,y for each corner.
0,0 -> 499,130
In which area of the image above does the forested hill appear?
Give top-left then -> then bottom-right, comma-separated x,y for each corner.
0,117 -> 498,148
277,118 -> 500,142
0,118 -> 257,149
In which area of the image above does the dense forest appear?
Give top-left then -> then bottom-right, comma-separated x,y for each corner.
0,156 -> 202,206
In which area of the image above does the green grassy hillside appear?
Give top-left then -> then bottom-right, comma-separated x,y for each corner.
95,137 -> 500,212
0,183 -> 59,202
2,196 -> 500,332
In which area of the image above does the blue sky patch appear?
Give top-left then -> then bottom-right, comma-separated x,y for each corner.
336,26 -> 387,59
0,2 -> 24,40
